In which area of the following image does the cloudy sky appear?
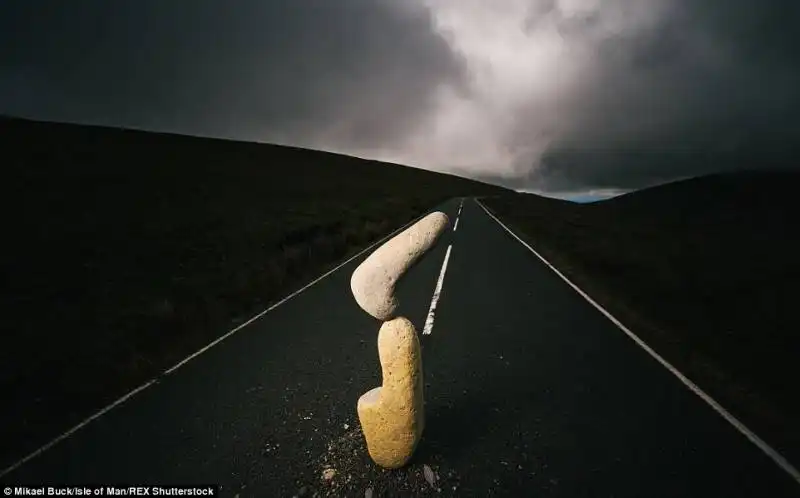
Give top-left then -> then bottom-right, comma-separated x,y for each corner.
2,1 -> 798,194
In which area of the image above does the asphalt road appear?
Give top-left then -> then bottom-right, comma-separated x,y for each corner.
2,198 -> 799,497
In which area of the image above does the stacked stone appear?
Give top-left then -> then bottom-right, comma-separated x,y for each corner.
349,212 -> 449,469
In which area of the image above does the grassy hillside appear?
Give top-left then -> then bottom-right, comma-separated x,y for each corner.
0,115 -> 508,466
481,170 -> 800,462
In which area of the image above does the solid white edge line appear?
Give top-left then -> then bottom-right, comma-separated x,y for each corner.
422,244 -> 453,336
0,199 -> 458,479
474,198 -> 800,486
0,380 -> 157,479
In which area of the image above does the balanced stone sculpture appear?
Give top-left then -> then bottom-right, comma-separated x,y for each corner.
350,211 -> 449,468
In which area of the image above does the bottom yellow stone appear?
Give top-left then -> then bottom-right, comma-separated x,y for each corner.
357,316 -> 425,469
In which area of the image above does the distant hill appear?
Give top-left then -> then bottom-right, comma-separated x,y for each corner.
482,169 -> 800,464
0,114 -> 508,467
1,114 -> 504,192
593,169 -> 800,222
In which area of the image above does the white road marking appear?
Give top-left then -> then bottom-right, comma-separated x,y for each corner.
453,216 -> 459,231
0,380 -> 157,479
475,198 -> 800,486
423,244 -> 453,336
0,203 -> 453,479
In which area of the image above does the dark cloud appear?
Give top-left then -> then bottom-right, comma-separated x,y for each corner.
2,1 -> 799,192
527,0 -> 800,191
0,0 -> 464,151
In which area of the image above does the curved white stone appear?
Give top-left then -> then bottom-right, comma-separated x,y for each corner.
350,212 -> 449,320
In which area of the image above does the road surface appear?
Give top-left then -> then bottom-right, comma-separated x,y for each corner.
2,198 -> 798,497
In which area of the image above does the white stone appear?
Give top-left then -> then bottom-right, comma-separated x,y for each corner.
350,212 -> 449,320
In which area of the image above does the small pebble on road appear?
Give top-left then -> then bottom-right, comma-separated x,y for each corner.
423,464 -> 437,489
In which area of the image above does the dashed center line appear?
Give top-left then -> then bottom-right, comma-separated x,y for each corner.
453,217 -> 459,231
0,205 -> 445,479
422,244 -> 452,336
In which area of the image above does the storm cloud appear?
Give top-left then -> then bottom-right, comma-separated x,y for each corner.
413,0 -> 800,191
2,1 -> 799,192
0,0 -> 464,155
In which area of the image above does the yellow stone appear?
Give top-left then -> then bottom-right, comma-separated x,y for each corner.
357,317 -> 425,468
